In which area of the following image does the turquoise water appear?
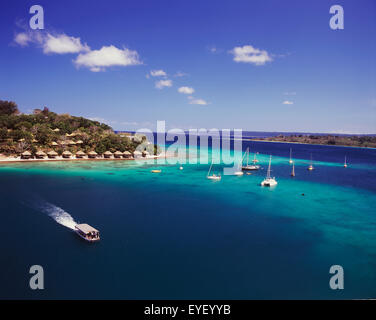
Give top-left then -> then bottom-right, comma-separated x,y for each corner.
0,141 -> 375,299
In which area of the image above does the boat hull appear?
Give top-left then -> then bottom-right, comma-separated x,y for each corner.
242,165 -> 260,171
261,179 -> 277,187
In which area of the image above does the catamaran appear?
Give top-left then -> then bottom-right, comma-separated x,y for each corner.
344,156 -> 348,168
207,161 -> 221,180
261,155 -> 277,187
308,154 -> 314,171
289,148 -> 293,164
242,148 -> 260,171
75,224 -> 100,242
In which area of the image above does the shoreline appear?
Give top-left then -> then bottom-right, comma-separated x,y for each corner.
246,139 -> 376,150
0,153 -> 171,164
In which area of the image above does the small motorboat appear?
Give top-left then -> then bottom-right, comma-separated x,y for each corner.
151,169 -> 162,173
75,224 -> 100,242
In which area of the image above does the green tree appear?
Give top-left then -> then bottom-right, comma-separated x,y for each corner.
0,100 -> 18,115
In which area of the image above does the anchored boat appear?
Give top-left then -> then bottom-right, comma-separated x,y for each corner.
75,224 -> 100,242
261,155 -> 277,187
207,161 -> 221,181
242,148 -> 260,171
308,154 -> 314,171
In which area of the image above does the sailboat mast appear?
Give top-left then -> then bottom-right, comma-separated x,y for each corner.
247,148 -> 249,167
267,155 -> 271,179
208,162 -> 213,176
290,148 -> 292,161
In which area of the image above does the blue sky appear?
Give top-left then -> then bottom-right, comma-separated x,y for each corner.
1,0 -> 375,133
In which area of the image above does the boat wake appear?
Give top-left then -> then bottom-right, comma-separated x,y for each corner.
31,200 -> 78,230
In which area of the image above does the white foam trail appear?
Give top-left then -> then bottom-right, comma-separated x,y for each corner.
38,201 -> 77,230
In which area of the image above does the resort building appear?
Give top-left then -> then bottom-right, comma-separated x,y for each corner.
88,151 -> 98,159
104,151 -> 113,159
21,151 -> 32,159
62,151 -> 72,159
47,150 -> 58,159
123,151 -> 132,159
51,141 -> 58,146
75,140 -> 83,145
35,150 -> 47,159
67,140 -> 76,146
114,151 -> 123,159
76,150 -> 86,159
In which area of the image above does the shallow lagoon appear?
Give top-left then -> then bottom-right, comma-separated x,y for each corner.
0,140 -> 375,299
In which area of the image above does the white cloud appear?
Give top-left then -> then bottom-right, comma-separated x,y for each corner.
155,79 -> 172,89
150,69 -> 166,77
174,71 -> 188,77
282,100 -> 294,105
188,97 -> 208,105
74,45 -> 142,72
230,45 -> 272,66
178,86 -> 195,94
14,32 -> 32,46
284,91 -> 296,96
43,34 -> 90,54
14,31 -> 89,54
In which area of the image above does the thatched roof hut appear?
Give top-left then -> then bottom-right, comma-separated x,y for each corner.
62,150 -> 72,158
52,128 -> 60,132
51,141 -> 58,146
122,151 -> 132,158
47,150 -> 58,158
114,151 -> 123,158
75,140 -> 83,144
88,151 -> 98,159
35,150 -> 47,159
104,151 -> 113,159
21,151 -> 32,159
67,140 -> 76,145
76,150 -> 86,158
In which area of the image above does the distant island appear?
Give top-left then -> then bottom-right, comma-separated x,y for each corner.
0,100 -> 159,160
251,134 -> 376,148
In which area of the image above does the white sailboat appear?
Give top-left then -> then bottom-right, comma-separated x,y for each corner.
308,154 -> 314,171
289,148 -> 293,164
344,156 -> 348,168
252,152 -> 259,163
242,148 -> 260,171
207,161 -> 221,180
261,155 -> 277,186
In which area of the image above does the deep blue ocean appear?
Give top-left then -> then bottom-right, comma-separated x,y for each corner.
0,138 -> 375,299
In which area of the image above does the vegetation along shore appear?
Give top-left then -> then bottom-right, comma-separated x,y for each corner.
0,100 -> 161,162
249,133 -> 376,149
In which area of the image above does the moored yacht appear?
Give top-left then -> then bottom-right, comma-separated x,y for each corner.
261,155 -> 277,187
207,161 -> 221,180
242,148 -> 260,171
308,153 -> 314,171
